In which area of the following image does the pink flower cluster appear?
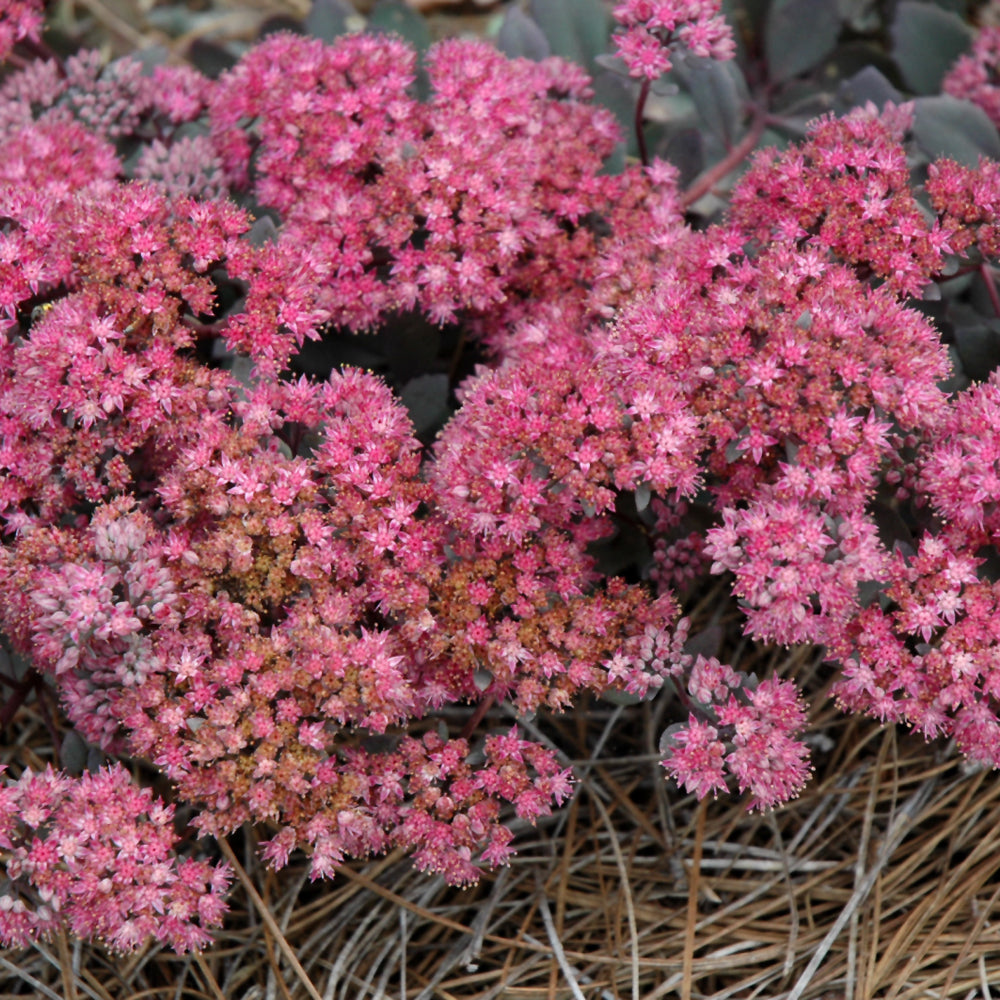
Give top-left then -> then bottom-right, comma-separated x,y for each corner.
0,0 -> 42,62
0,33 -> 693,935
259,728 -> 573,886
0,764 -> 230,952
944,25 -> 1000,127
612,0 -> 735,80
9,352 -> 576,885
427,101 -> 991,805
679,104 -> 1000,772
648,500 -> 707,594
729,105 -> 952,297
821,376 -> 1000,760
7,7 -> 1000,955
663,663 -> 811,810
207,32 -> 666,369
926,156 -> 1000,261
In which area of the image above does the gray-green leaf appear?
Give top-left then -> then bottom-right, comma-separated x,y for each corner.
891,1 -> 973,95
765,0 -> 842,82
366,0 -> 432,53
529,0 -> 610,72
305,0 -> 359,42
497,7 -> 551,62
912,95 -> 1000,166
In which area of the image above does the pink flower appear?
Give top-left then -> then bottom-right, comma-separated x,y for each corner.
615,26 -> 674,79
661,717 -> 728,799
9,0 -> 1000,949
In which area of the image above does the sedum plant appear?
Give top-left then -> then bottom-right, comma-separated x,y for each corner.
3,0 -> 1000,954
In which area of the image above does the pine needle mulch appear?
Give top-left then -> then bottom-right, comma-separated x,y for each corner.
6,651 -> 1000,1000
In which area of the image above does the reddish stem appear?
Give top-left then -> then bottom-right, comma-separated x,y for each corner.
681,107 -> 768,209
460,695 -> 494,741
980,262 -> 1000,319
635,78 -> 652,167
0,667 -> 41,731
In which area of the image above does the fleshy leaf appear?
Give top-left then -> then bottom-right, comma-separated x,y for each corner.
835,65 -> 903,114
529,0 -> 610,72
304,0 -> 359,42
366,0 -> 432,53
764,0 -> 842,82
399,373 -> 451,436
60,731 -> 89,775
913,95 -> 1000,165
497,7 -> 551,62
891,1 -> 973,95
679,54 -> 749,147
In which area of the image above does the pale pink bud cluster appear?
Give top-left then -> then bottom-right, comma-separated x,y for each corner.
133,135 -> 227,201
0,43 -> 210,143
0,764 -> 230,953
29,501 -> 178,750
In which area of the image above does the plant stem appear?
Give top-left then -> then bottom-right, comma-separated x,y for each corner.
980,262 -> 1000,318
681,106 -> 767,208
635,78 -> 651,167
